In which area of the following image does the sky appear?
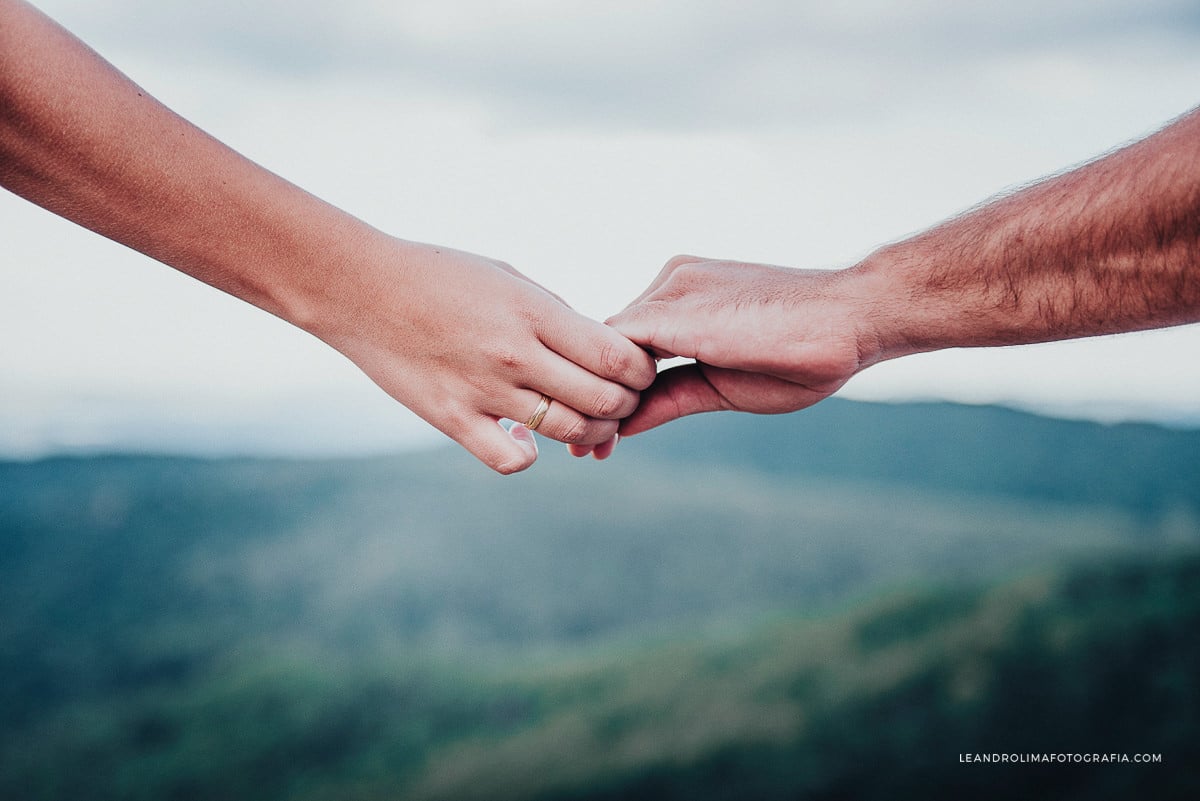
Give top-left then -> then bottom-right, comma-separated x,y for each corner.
3,0 -> 1200,457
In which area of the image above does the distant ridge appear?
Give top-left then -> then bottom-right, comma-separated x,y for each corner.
613,399 -> 1200,514
2,398 -> 1198,800
4,399 -> 1198,515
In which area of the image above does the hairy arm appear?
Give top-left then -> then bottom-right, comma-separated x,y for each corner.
608,108 -> 1200,436
0,0 -> 654,471
868,107 -> 1200,356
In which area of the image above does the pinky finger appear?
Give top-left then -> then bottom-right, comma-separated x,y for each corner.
567,443 -> 595,459
566,433 -> 618,460
590,434 -> 618,460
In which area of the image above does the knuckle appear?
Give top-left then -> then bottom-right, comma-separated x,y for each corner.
590,385 -> 634,419
646,255 -> 702,294
434,402 -> 475,440
558,415 -> 591,444
666,262 -> 705,288
628,352 -> 657,390
516,302 -> 543,328
665,254 -> 703,272
598,340 -> 632,379
487,345 -> 527,375
598,340 -> 656,390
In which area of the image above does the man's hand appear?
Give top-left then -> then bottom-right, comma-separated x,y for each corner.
602,107 -> 1200,444
603,255 -> 879,436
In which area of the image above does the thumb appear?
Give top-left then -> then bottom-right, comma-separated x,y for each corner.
606,304 -> 678,362
460,418 -> 539,474
604,300 -> 652,343
619,362 -> 730,436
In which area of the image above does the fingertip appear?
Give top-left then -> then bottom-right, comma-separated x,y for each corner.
591,433 -> 618,460
603,307 -> 628,328
631,349 -> 659,391
603,333 -> 658,391
568,443 -> 595,458
604,306 -> 634,333
477,421 -> 538,475
602,317 -> 657,390
604,318 -> 660,389
508,422 -> 539,455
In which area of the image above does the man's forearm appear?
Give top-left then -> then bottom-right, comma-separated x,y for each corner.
0,0 -> 373,335
607,107 -> 1200,436
855,108 -> 1200,363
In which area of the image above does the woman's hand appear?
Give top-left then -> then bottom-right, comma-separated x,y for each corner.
0,0 -> 653,474
310,236 -> 657,473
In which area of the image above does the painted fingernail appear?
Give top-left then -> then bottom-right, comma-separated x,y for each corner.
508,423 -> 539,457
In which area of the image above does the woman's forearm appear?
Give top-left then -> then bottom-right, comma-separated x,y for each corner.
0,0 -> 374,334
0,0 -> 656,472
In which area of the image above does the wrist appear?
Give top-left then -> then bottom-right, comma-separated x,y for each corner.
257,210 -> 401,349
848,238 -> 975,364
832,252 -> 915,369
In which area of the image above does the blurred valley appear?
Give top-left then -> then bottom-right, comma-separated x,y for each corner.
1,399 -> 1198,799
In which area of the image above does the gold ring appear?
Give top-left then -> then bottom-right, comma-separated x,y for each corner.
525,394 -> 552,431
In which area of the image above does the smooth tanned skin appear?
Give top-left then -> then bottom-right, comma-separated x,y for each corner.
0,0 -> 656,473
607,109 -> 1200,438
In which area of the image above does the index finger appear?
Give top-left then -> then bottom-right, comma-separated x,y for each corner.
538,305 -> 657,390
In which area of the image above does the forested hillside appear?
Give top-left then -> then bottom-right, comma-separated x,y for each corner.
1,400 -> 1197,798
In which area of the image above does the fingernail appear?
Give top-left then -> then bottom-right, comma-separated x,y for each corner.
508,423 -> 539,457
593,433 -> 619,460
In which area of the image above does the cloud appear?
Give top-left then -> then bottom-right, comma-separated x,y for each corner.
43,0 -> 1200,130
9,1 -> 1200,457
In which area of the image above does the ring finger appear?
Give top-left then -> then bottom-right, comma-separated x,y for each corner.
507,389 -> 619,447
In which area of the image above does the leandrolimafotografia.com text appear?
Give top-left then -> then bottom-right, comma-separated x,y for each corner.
959,753 -> 1162,765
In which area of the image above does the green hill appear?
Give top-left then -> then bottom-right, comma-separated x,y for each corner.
1,400 -> 1198,798
403,554 -> 1200,801
3,555 -> 1198,800
617,398 -> 1200,514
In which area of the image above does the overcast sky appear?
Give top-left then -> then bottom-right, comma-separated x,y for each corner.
3,1 -> 1200,456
